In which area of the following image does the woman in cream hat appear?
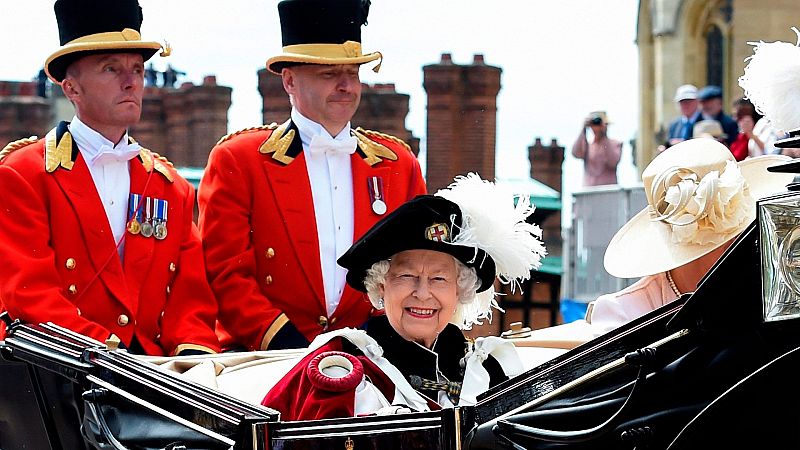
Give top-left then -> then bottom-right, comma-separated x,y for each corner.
590,138 -> 793,332
514,138 -> 793,354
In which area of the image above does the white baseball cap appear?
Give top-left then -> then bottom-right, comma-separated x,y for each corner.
674,84 -> 698,102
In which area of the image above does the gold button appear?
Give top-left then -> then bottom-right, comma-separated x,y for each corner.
65,258 -> 76,270
265,275 -> 273,285
68,284 -> 77,295
169,262 -> 176,272
117,314 -> 130,326
265,248 -> 275,259
166,286 -> 171,295
318,316 -> 328,327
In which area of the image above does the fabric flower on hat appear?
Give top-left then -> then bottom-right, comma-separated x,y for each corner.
662,161 -> 753,246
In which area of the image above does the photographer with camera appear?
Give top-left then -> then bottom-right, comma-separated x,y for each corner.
571,111 -> 622,186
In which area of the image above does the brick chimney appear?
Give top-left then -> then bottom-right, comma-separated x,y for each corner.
423,53 -> 501,192
529,137 -> 564,192
258,69 -> 418,154
131,76 -> 232,167
528,137 -> 565,256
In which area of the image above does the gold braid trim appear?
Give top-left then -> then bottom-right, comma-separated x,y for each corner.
138,148 -> 174,182
0,136 -> 39,162
215,123 -> 279,146
357,128 -> 411,152
353,128 -> 401,166
259,120 -> 296,164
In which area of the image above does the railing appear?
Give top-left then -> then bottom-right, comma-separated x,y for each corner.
563,184 -> 647,305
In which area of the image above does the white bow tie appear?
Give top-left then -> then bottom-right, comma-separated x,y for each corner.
308,134 -> 358,156
90,142 -> 141,165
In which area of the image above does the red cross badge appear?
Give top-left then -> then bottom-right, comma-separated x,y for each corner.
425,223 -> 450,242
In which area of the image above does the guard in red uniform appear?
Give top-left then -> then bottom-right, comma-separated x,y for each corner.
0,0 -> 220,356
198,0 -> 426,351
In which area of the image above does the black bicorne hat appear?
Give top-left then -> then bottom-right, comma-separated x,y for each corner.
45,0 -> 168,82
338,195 -> 497,294
266,0 -> 382,74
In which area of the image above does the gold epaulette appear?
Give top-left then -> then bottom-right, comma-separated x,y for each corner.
150,151 -> 175,168
353,128 -> 401,166
138,148 -> 174,182
0,136 -> 39,162
357,128 -> 412,153
215,123 -> 279,147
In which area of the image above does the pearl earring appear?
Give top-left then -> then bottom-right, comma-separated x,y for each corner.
377,298 -> 385,309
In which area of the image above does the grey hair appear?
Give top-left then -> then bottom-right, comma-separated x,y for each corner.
362,255 -> 489,329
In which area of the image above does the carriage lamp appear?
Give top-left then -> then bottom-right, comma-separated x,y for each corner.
759,192 -> 800,322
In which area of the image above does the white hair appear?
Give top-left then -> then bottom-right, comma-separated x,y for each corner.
362,255 -> 496,330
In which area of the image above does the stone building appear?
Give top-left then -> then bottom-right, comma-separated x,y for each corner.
636,0 -> 800,172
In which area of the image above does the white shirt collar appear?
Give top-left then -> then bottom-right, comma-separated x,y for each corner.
69,115 -> 130,160
291,108 -> 352,149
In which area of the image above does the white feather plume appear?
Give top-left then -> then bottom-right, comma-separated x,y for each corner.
434,173 -> 547,288
738,27 -> 800,132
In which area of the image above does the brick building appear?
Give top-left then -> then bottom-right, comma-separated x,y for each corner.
528,137 -> 565,257
131,75 -> 232,167
0,81 -> 51,146
423,53 -> 502,192
257,68 -> 419,155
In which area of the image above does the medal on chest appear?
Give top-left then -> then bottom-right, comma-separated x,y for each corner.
368,176 -> 387,215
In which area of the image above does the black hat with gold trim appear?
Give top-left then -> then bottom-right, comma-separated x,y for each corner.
266,0 -> 382,75
339,174 -> 547,294
45,0 -> 169,83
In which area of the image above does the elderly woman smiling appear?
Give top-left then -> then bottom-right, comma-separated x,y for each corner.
262,174 -> 546,421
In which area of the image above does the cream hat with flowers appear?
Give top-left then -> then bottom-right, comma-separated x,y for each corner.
604,139 -> 793,278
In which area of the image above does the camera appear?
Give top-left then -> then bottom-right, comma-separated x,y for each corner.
588,116 -> 603,126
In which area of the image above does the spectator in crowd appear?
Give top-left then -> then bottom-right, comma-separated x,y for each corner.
0,0 -> 220,356
730,97 -> 781,159
571,111 -> 622,186
697,85 -> 739,147
198,0 -> 426,351
145,63 -> 159,87
659,84 -> 701,152
692,119 -> 729,147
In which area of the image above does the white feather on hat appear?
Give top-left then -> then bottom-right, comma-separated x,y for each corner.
738,27 -> 800,132
435,173 -> 547,288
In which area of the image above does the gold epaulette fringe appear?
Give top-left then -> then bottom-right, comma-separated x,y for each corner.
0,136 -> 39,162
150,151 -> 175,168
139,148 -> 174,182
357,128 -> 412,153
215,123 -> 279,147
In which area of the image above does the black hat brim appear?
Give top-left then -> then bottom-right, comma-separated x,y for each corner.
338,196 -> 496,293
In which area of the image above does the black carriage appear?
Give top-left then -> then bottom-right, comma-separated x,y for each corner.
4,161 -> 800,450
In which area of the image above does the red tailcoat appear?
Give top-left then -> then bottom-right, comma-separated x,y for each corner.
198,120 -> 426,350
0,123 -> 220,356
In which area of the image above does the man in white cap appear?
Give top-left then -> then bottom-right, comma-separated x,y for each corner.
659,84 -> 701,152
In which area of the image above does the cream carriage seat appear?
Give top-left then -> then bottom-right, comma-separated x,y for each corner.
138,349 -> 306,405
